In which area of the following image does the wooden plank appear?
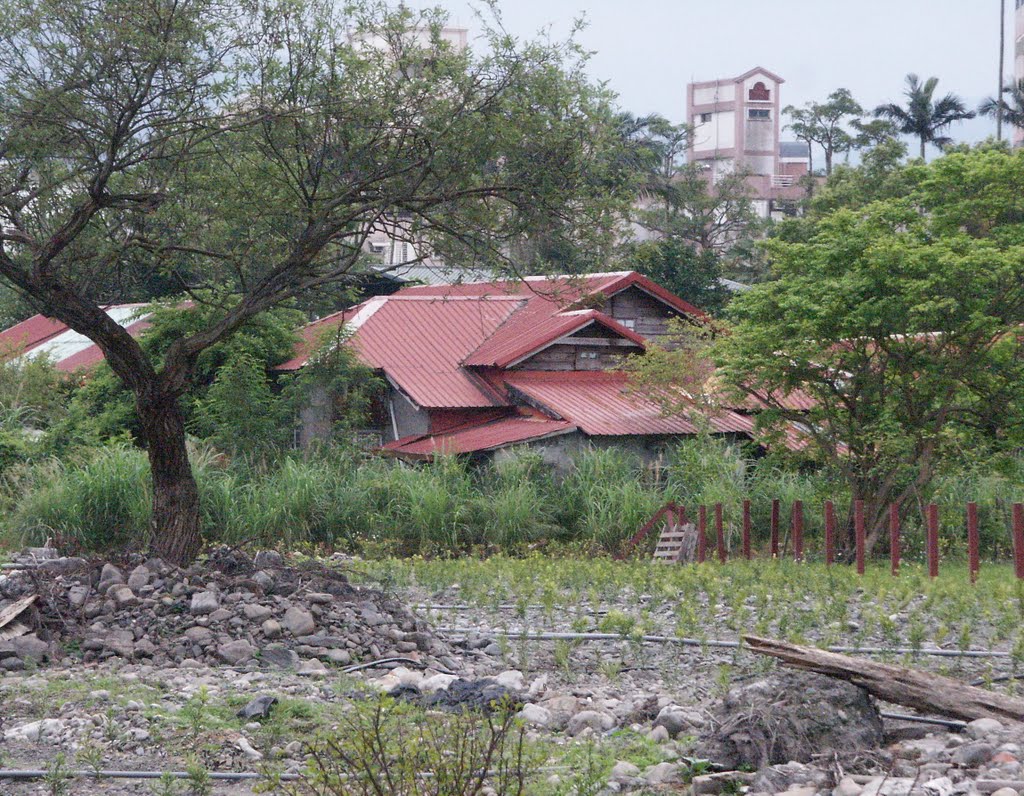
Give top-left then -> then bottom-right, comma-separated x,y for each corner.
744,635 -> 1024,724
0,595 -> 37,641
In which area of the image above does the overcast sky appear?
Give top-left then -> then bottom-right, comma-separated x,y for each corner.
417,0 -> 1013,159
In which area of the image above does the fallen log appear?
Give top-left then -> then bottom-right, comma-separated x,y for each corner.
743,635 -> 1024,724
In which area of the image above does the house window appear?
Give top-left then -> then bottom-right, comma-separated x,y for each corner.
619,319 -> 636,330
748,109 -> 770,120
700,112 -> 712,123
748,81 -> 771,101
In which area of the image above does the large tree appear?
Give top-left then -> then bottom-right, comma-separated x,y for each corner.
715,148 -> 1024,552
784,88 -> 864,176
874,73 -> 975,160
0,0 -> 627,563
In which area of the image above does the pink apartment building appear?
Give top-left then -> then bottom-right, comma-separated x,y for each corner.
686,67 -> 810,218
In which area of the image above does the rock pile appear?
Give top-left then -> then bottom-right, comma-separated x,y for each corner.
0,546 -> 457,672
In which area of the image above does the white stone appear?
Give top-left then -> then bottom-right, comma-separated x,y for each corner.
190,591 -> 220,616
493,670 -> 525,691
517,704 -> 551,728
235,736 -> 263,761
922,777 -> 954,796
420,674 -> 458,693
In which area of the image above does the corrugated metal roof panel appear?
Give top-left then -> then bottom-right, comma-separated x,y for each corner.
501,371 -> 702,436
462,309 -> 646,368
0,304 -> 151,370
382,416 -> 575,458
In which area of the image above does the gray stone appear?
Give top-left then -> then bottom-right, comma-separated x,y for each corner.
283,607 -> 315,637
11,634 -> 49,662
217,639 -> 254,665
989,789 -> 1020,796
298,658 -> 328,677
67,585 -> 90,607
126,565 -> 150,591
609,761 -> 640,781
237,695 -> 278,720
644,762 -> 682,785
261,619 -> 283,639
260,646 -> 300,669
98,563 -> 124,589
654,704 -> 696,738
242,604 -> 272,622
951,741 -> 994,768
325,649 -> 351,665
103,630 -> 135,658
253,551 -> 284,568
567,710 -> 615,736
190,591 -> 220,615
965,718 -> 1004,740
110,585 -> 137,608
183,626 -> 214,645
306,593 -> 333,604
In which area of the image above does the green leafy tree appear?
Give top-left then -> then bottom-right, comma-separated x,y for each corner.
874,73 -> 976,160
0,0 -> 628,563
715,148 -> 1024,552
630,238 -> 728,314
784,88 -> 864,176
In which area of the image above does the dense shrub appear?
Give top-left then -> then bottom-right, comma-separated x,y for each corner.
2,438 -> 1023,559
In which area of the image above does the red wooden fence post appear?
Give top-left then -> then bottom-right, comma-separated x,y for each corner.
1014,503 -> 1024,580
854,499 -> 866,575
927,503 -> 939,578
792,500 -> 804,562
889,504 -> 900,577
697,505 -> 707,563
770,499 -> 780,559
742,499 -> 752,560
824,500 -> 835,566
967,502 -> 979,585
715,502 -> 726,563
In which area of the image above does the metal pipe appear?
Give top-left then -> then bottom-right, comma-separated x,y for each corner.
879,711 -> 965,729
436,628 -> 1013,658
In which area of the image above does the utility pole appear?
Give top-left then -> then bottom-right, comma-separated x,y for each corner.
998,0 -> 1006,142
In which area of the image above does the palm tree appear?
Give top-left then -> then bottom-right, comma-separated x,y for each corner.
874,74 -> 976,160
979,78 -> 1024,134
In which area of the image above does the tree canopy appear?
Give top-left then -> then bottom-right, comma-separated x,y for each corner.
715,148 -> 1024,548
0,0 -> 630,563
874,74 -> 975,160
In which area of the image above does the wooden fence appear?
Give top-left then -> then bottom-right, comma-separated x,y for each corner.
623,499 -> 1024,580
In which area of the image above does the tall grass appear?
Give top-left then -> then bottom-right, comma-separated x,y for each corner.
2,438 -> 1023,559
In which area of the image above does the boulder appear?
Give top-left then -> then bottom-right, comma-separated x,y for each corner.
283,607 -> 315,637
217,640 -> 254,665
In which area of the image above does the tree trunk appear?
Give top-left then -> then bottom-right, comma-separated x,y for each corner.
745,635 -> 1024,724
920,137 -> 927,161
824,148 -> 832,176
138,392 -> 202,566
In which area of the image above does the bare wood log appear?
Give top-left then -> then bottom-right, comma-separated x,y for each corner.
743,635 -> 1024,724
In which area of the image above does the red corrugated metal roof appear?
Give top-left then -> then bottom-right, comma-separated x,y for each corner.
279,296 -> 524,408
462,308 -> 646,368
382,415 -> 575,458
55,318 -> 153,372
500,370 -> 760,437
